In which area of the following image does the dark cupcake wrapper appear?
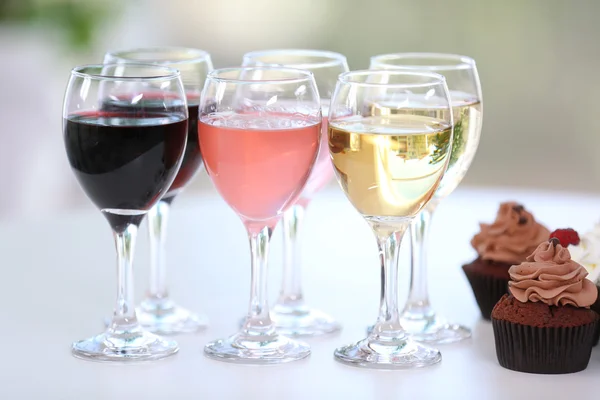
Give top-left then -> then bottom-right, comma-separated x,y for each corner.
592,284 -> 600,347
591,284 -> 600,315
462,266 -> 509,320
492,318 -> 598,374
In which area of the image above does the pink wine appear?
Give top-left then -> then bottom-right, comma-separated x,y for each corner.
198,114 -> 320,223
300,116 -> 334,200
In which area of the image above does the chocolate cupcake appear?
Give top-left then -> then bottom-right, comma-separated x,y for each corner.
492,239 -> 599,374
462,202 -> 550,319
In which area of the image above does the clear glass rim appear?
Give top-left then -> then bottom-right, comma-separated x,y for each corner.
105,46 -> 212,66
242,49 -> 347,69
370,52 -> 476,71
207,66 -> 316,84
71,63 -> 181,81
338,70 -> 446,89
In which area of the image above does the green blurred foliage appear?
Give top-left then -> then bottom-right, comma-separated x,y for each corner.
0,0 -> 115,49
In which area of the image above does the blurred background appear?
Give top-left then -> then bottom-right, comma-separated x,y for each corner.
1,0 -> 599,221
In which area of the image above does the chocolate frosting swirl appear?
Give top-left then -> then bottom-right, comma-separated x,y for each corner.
471,202 -> 550,264
509,241 -> 597,307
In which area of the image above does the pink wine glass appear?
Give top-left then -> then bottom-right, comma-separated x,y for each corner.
241,49 -> 349,336
198,67 -> 321,364
104,47 -> 213,335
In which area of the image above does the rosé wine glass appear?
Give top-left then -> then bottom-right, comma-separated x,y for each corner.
241,49 -> 349,337
198,67 -> 321,364
103,47 -> 213,335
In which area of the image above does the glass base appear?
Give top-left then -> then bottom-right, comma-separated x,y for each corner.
400,313 -> 471,344
204,332 -> 311,364
366,316 -> 471,345
72,328 -> 178,362
136,297 -> 208,335
270,303 -> 341,337
334,337 -> 441,369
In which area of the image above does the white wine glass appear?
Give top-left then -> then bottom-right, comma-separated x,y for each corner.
329,70 -> 453,368
370,53 -> 483,344
241,49 -> 349,337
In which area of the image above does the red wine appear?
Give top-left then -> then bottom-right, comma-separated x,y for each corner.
167,103 -> 201,196
102,95 -> 202,199
64,111 -> 187,228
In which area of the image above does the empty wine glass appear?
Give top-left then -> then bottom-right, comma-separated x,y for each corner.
241,49 -> 349,336
329,70 -> 454,368
104,47 -> 213,334
63,64 -> 188,361
370,53 -> 483,344
198,67 -> 321,363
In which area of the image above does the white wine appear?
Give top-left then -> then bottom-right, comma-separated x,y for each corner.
437,92 -> 482,198
329,115 -> 451,218
369,91 -> 482,199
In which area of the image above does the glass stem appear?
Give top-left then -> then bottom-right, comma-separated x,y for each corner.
109,222 -> 140,333
369,221 -> 410,341
403,202 -> 438,319
147,200 -> 170,301
277,203 -> 307,308
243,223 -> 276,337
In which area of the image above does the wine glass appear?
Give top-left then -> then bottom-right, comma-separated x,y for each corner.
241,49 -> 349,336
328,70 -> 453,368
103,47 -> 213,334
370,53 -> 483,344
63,64 -> 188,361
198,67 -> 321,363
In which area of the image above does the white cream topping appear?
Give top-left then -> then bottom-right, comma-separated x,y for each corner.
570,225 -> 600,284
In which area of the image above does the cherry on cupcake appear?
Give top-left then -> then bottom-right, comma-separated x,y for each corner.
549,228 -> 581,247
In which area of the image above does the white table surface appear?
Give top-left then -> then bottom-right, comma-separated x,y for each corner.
2,185 -> 600,399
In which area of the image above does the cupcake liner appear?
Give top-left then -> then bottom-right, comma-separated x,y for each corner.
590,285 -> 600,315
591,285 -> 600,347
462,266 -> 509,320
492,318 -> 598,374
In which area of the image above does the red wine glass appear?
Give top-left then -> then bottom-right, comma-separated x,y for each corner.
103,48 -> 213,335
63,64 -> 187,361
